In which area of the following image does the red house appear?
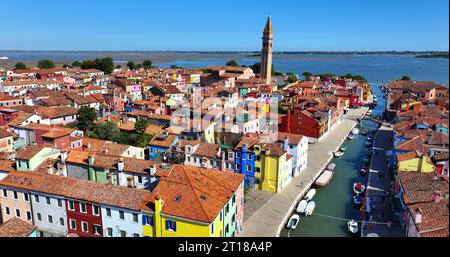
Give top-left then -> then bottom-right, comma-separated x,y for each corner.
0,108 -> 20,126
66,199 -> 103,237
280,107 -> 329,141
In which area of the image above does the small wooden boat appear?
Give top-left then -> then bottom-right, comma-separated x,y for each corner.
340,145 -> 347,152
353,196 -> 363,205
361,129 -> 368,136
348,220 -> 359,234
296,200 -> 308,214
304,188 -> 316,201
315,170 -> 334,187
351,128 -> 360,135
353,182 -> 366,195
326,163 -> 336,171
305,201 -> 316,216
348,134 -> 356,140
286,214 -> 300,230
334,151 -> 344,157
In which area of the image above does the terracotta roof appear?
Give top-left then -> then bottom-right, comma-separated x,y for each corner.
15,145 -> 47,160
0,127 -> 14,138
397,151 -> 423,162
148,134 -> 177,148
153,165 -> 244,223
276,132 -> 305,145
82,137 -> 132,156
193,143 -> 220,158
0,171 -> 154,211
408,201 -> 449,237
398,172 -> 449,205
0,218 -> 37,237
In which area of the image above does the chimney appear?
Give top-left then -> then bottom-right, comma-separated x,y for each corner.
284,136 -> 289,151
88,155 -> 95,166
414,208 -> 422,224
47,165 -> 54,175
117,158 -> 124,172
60,150 -> 68,163
149,165 -> 157,176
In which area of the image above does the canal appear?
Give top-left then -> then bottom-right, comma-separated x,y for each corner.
280,83 -> 387,237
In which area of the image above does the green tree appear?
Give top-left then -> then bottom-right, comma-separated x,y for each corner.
286,72 -> 298,83
62,64 -> 70,68
14,62 -> 27,70
115,65 -> 122,69
226,60 -> 239,67
115,132 -> 131,145
94,57 -> 114,74
352,75 -> 367,82
76,106 -> 97,131
81,60 -> 97,69
143,60 -> 153,69
345,73 -> 353,79
37,60 -> 55,69
135,119 -> 149,134
89,121 -> 122,142
135,64 -> 143,69
72,61 -> 82,67
135,134 -> 153,148
401,75 -> 411,81
170,65 -> 181,69
127,61 -> 136,70
302,72 -> 313,79
250,62 -> 261,74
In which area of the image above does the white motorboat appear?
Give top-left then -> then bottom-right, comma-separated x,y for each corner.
366,110 -> 373,116
286,214 -> 300,230
347,220 -> 359,234
353,195 -> 363,205
296,200 -> 308,214
353,182 -> 366,195
334,151 -> 344,157
351,128 -> 360,135
304,188 -> 316,201
348,134 -> 356,140
360,168 -> 368,176
305,201 -> 316,216
315,170 -> 334,187
326,163 -> 336,171
365,141 -> 372,146
367,135 -> 374,141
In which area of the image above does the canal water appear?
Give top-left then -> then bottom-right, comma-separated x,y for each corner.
280,82 -> 386,237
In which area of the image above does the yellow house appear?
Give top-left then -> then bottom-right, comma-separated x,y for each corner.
397,151 -> 435,173
253,143 -> 287,193
142,165 -> 244,237
203,122 -> 216,144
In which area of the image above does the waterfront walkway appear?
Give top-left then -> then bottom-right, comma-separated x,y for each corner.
361,126 -> 404,237
239,108 -> 367,237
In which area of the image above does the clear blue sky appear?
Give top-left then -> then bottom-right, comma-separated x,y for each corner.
1,0 -> 448,51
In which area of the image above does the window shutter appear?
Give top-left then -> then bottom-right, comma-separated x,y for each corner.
165,220 -> 170,230
142,216 -> 147,225
173,221 -> 176,231
150,216 -> 154,226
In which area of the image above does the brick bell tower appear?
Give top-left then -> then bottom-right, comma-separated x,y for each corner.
260,16 -> 273,84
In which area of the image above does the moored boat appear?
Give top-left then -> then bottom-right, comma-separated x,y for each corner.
361,129 -> 368,136
296,200 -> 308,214
348,134 -> 356,140
340,144 -> 347,152
334,151 -> 344,157
362,158 -> 370,164
305,201 -> 316,216
326,163 -> 336,171
315,170 -> 334,187
353,195 -> 362,205
304,188 -> 316,201
353,182 -> 366,195
351,128 -> 360,135
366,150 -> 372,157
347,220 -> 359,234
367,135 -> 374,141
286,214 -> 300,230
365,141 -> 372,146
360,167 -> 368,176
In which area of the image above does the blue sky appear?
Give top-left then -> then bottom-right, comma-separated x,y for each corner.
1,0 -> 448,51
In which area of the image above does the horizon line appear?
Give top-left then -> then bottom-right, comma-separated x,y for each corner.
0,49 -> 448,53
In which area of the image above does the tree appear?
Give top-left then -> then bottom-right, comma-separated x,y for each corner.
72,61 -> 82,67
353,75 -> 367,82
286,72 -> 298,83
135,134 -> 153,148
135,119 -> 149,134
37,60 -> 55,69
81,60 -> 97,69
302,72 -> 313,79
135,64 -> 143,69
345,73 -> 353,79
89,121 -> 122,142
62,64 -> 70,68
143,60 -> 153,69
401,75 -> 411,81
94,57 -> 114,74
15,62 -> 27,70
170,65 -> 181,69
127,61 -> 136,70
250,62 -> 261,74
76,106 -> 97,131
226,60 -> 239,67
116,65 -> 122,69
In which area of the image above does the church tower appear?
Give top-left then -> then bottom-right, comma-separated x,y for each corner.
260,16 -> 273,84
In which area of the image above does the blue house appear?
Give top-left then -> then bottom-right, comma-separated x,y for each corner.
233,143 -> 256,189
147,132 -> 179,162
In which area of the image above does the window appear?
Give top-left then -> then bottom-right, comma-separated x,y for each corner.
92,205 -> 100,216
138,176 -> 143,184
107,228 -> 113,237
48,215 -> 53,224
225,203 -> 229,214
220,212 -> 223,222
93,225 -> 101,235
82,222 -> 88,232
120,230 -> 126,237
15,209 -> 21,217
132,213 -> 138,223
24,193 -> 29,202
57,199 -> 63,207
248,154 -> 252,160
34,195 -> 40,203
46,197 -> 51,205
106,208 -> 111,217
235,163 -> 240,170
143,215 -> 154,226
232,195 -> 236,205
2,189 -> 7,198
70,219 -> 76,230
37,213 -> 42,221
60,218 -> 65,226
26,211 -> 32,220
68,201 -> 75,211
247,165 -> 252,172
236,152 -> 241,158
119,211 -> 125,220
165,220 -> 177,231
133,233 -> 139,237
5,207 -> 10,215
256,167 -> 261,173
13,191 -> 18,200
80,203 -> 87,213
